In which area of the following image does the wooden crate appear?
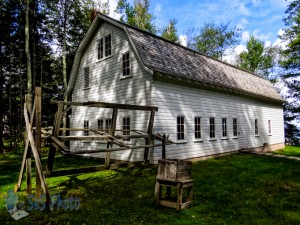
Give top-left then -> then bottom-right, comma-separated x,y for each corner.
156,159 -> 192,181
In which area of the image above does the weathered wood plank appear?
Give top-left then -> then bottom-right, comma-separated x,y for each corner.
24,103 -> 50,204
35,87 -> 42,198
144,108 -> 155,162
105,107 -> 118,168
51,100 -> 158,111
47,101 -> 64,175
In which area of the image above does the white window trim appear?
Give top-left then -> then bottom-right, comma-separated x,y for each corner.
176,115 -> 187,143
194,116 -> 203,142
221,117 -> 228,139
96,31 -> 113,62
120,50 -> 132,80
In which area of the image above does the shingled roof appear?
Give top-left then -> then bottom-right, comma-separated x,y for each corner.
66,14 -> 283,103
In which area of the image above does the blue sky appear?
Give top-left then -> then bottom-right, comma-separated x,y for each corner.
109,0 -> 291,62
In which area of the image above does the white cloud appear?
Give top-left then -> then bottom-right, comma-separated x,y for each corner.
242,31 -> 250,42
239,3 -> 251,16
108,0 -> 121,20
154,3 -> 162,17
223,44 -> 247,64
179,35 -> 187,47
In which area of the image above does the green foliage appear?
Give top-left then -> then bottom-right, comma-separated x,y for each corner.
280,0 -> 300,143
115,0 -> 156,33
188,22 -> 240,59
161,19 -> 179,43
236,35 -> 278,79
274,145 -> 300,157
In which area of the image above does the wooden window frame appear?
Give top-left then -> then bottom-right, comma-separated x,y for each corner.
268,119 -> 272,135
122,51 -> 131,77
194,116 -> 202,140
84,120 -> 89,136
177,116 -> 185,141
97,33 -> 112,61
222,118 -> 227,138
255,119 -> 259,136
97,119 -> 104,131
209,117 -> 216,139
233,118 -> 238,137
123,117 -> 130,141
105,118 -> 112,132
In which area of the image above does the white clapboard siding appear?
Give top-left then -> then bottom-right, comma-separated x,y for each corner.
150,80 -> 284,163
70,22 -> 152,161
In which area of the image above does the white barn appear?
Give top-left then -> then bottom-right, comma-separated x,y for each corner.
65,14 -> 285,163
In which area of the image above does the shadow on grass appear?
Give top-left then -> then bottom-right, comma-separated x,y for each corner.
1,153 -> 300,225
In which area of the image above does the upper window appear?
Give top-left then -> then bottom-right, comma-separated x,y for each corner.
122,51 -> 130,77
268,120 -> 272,135
84,120 -> 89,136
233,118 -> 238,137
123,117 -> 130,141
177,116 -> 185,140
255,119 -> 259,135
209,117 -> 215,138
194,117 -> 201,139
222,118 -> 227,137
84,67 -> 89,89
97,33 -> 112,60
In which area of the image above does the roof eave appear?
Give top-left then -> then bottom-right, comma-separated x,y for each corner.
153,71 -> 285,104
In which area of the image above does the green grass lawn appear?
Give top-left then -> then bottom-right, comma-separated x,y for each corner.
274,145 -> 300,157
1,151 -> 300,225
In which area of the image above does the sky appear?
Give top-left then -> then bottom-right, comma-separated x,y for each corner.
107,0 -> 292,63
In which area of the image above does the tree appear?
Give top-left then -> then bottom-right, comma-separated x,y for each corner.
280,0 -> 300,144
46,0 -> 93,92
236,35 -> 276,79
161,19 -> 179,43
115,0 -> 156,33
188,22 -> 240,60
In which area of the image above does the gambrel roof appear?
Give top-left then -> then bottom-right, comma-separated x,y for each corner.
66,13 -> 283,103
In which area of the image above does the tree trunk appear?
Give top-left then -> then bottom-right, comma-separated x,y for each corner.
25,0 -> 33,107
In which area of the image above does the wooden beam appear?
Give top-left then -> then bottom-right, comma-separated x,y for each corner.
24,103 -> 50,204
35,87 -> 42,198
144,108 -> 155,162
105,107 -> 118,168
47,101 -> 64,175
49,136 -> 70,153
51,100 -> 158,111
15,98 -> 36,193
